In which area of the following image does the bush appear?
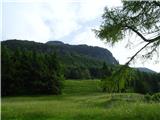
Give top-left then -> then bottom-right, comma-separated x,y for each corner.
144,94 -> 152,102
152,93 -> 160,102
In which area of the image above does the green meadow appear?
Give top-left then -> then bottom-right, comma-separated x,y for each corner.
2,80 -> 160,120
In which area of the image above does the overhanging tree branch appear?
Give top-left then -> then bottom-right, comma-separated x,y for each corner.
110,41 -> 152,92
125,42 -> 152,66
125,26 -> 148,42
113,42 -> 152,76
153,1 -> 160,7
125,25 -> 160,43
149,36 -> 160,42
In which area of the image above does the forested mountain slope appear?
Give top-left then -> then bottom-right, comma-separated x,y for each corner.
2,40 -> 118,68
46,41 -> 118,65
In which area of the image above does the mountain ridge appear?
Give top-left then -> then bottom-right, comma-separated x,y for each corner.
136,67 -> 157,73
2,39 -> 118,68
46,40 -> 118,65
2,40 -> 157,73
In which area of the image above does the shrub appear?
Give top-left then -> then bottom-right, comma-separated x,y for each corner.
144,94 -> 152,102
152,93 -> 160,102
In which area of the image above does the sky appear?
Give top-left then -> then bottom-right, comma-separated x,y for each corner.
1,0 -> 160,72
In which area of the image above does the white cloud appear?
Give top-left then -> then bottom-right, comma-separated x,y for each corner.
41,2 -> 81,39
0,3 -> 2,40
70,27 -> 106,48
2,0 -> 44,3
2,3 -> 51,42
41,0 -> 122,39
2,0 -> 122,41
78,0 -> 122,21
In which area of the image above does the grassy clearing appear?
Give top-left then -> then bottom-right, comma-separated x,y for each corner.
2,80 -> 160,120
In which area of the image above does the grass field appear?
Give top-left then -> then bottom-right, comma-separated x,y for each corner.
2,80 -> 160,120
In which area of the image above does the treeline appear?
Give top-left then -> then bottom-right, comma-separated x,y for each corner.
132,71 -> 160,94
64,62 -> 112,79
1,46 -> 63,96
101,67 -> 160,94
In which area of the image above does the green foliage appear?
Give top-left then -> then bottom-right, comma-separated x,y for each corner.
101,78 -> 114,92
64,67 -> 91,79
95,7 -> 125,44
133,72 -> 160,94
101,62 -> 112,78
100,66 -> 160,93
99,62 -> 113,92
1,46 -> 64,96
123,1 -> 160,31
101,66 -> 138,93
144,93 -> 160,102
144,94 -> 152,102
95,1 -> 160,45
152,93 -> 160,102
2,40 -> 118,80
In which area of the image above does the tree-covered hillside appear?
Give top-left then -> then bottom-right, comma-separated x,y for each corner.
2,40 -> 118,79
2,40 -> 118,67
46,41 -> 118,65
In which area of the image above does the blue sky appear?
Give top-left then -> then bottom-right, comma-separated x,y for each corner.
1,0 -> 160,72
